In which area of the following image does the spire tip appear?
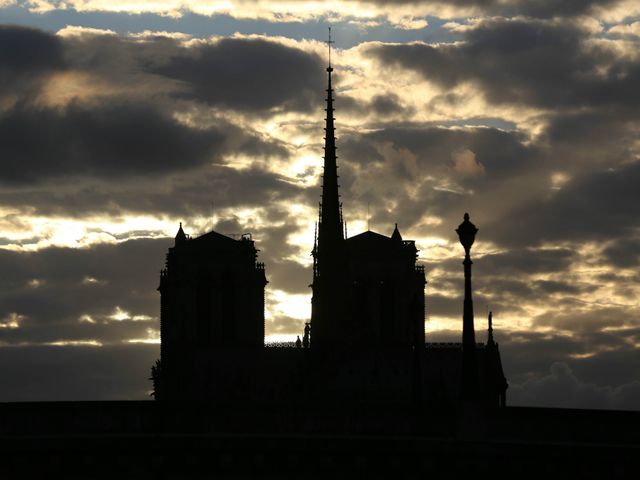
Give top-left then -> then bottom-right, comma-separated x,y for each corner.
326,26 -> 335,70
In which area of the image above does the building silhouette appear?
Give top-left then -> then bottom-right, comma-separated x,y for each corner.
310,67 -> 426,350
151,61 -> 508,408
155,227 -> 266,399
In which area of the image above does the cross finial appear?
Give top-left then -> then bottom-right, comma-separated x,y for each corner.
326,26 -> 335,69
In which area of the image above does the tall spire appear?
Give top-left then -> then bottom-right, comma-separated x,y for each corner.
318,27 -> 343,248
310,28 -> 346,349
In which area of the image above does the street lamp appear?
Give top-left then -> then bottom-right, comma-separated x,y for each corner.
456,213 -> 478,399
456,213 -> 478,256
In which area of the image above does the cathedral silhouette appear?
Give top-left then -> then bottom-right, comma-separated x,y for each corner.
151,60 -> 508,409
4,42 -> 640,480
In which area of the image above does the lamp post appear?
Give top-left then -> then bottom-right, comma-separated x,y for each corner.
456,212 -> 478,399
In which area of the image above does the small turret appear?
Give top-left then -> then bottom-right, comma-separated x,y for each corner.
175,222 -> 187,246
391,223 -> 403,242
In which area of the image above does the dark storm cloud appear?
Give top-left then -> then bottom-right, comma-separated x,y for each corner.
477,248 -> 575,275
0,164 -> 303,217
0,101 -> 230,184
370,93 -> 406,116
425,306 -> 640,410
54,32 -> 326,113
0,25 -> 67,101
0,26 -> 326,115
474,284 -> 640,411
334,116 -> 639,251
502,324 -> 640,410
426,293 -> 463,318
267,315 -> 305,336
0,25 -> 65,74
487,161 -> 640,247
509,361 -> 640,410
364,0 -> 621,18
501,0 -> 620,17
266,259 -> 311,294
0,239 -> 167,339
336,122 -> 546,241
153,37 -> 324,113
570,346 -> 640,388
424,247 -> 598,320
0,27 -> 320,184
166,167 -> 302,216
340,123 -> 536,182
542,110 -> 637,146
602,238 -> 640,268
533,306 -> 638,333
0,318 -> 156,346
0,25 -> 316,222
338,92 -> 413,118
368,18 -> 640,111
339,124 -> 543,210
497,325 -> 640,407
336,18 -> 640,254
254,222 -> 312,295
0,344 -> 158,401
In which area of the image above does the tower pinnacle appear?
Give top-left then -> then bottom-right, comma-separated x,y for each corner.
175,222 -> 187,245
317,29 -> 343,252
487,311 -> 495,346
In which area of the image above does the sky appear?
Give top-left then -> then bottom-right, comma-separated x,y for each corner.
0,0 -> 639,410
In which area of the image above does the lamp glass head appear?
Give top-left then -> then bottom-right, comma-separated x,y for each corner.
456,212 -> 478,252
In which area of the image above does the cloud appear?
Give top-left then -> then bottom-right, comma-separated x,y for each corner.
486,161 -> 640,247
451,148 -> 484,177
153,37 -> 325,113
2,26 -> 328,120
0,239 -> 167,343
370,93 -> 409,116
0,25 -> 66,102
0,101 -> 229,184
608,21 -> 640,38
602,237 -> 640,268
510,362 -> 640,410
56,25 -> 117,37
8,0 -> 636,24
335,122 -> 547,243
0,164 -> 304,222
368,18 -> 640,111
0,25 -> 65,74
0,344 -> 158,401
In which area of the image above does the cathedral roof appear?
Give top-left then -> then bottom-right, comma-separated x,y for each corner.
191,230 -> 244,246
346,230 -> 392,246
171,229 -> 256,257
346,229 -> 417,255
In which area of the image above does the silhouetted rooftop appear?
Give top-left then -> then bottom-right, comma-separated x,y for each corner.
347,230 -> 415,247
172,230 -> 256,255
345,230 -> 417,258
